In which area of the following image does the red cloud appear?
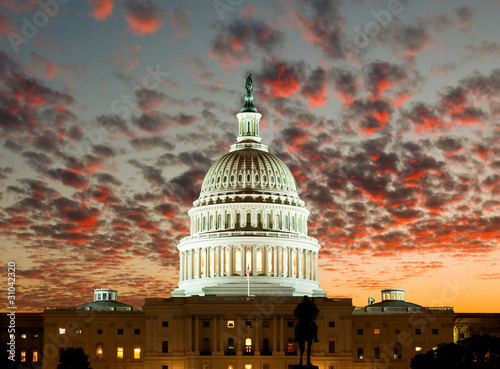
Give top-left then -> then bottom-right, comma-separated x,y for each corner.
124,0 -> 167,36
86,0 -> 114,21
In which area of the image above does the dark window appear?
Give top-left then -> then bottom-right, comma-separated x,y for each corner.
432,328 -> 438,335
59,347 -> 65,359
162,366 -> 168,369
460,333 -> 465,339
117,329 -> 123,334
97,329 -> 103,335
228,338 -> 235,354
415,329 -> 422,335
357,347 -> 364,359
162,321 -> 168,327
287,321 -> 294,328
263,321 -> 270,328
162,341 -> 168,353
245,321 -> 252,328
263,338 -> 270,353
203,321 -> 210,328
329,321 -> 335,327
394,342 -> 402,359
374,347 -> 380,359
134,329 -> 140,334
357,328 -> 363,335
329,341 -> 335,353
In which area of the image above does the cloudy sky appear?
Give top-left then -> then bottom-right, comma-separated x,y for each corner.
1,0 -> 499,312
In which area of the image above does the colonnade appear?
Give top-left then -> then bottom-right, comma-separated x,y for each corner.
179,245 -> 319,283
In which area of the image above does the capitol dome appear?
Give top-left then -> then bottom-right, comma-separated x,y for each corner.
172,75 -> 326,298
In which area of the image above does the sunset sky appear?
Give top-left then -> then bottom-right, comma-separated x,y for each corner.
1,0 -> 499,313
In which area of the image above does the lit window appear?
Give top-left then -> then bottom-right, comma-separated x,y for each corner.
228,366 -> 234,369
10,334 -> 14,339
21,334 -> 26,339
245,365 -> 252,369
357,347 -> 363,359
33,350 -> 38,362
432,346 -> 438,351
245,338 -> 252,353
134,348 -> 141,359
374,329 -> 380,335
59,328 -> 66,334
245,321 -> 252,328
227,320 -> 235,328
96,343 -> 103,359
394,342 -> 402,359
76,329 -> 83,335
288,338 -> 294,353
415,346 -> 422,352
21,351 -> 26,362
33,334 -> 39,338
117,347 -> 123,359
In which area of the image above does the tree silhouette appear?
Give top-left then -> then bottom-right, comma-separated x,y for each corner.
57,347 -> 92,369
411,334 -> 500,369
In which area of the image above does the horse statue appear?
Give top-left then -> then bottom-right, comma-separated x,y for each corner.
293,296 -> 319,368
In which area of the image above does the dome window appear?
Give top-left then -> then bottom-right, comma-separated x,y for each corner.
247,174 -> 251,182
217,176 -> 220,183
271,176 -> 274,183
277,177 -> 281,184
211,177 -> 214,184
231,175 -> 235,182
223,176 -> 227,183
239,174 -> 243,182
255,174 -> 259,182
283,177 -> 287,185
263,174 -> 267,182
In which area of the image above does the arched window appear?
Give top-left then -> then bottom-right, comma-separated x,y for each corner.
275,214 -> 280,229
210,215 -> 213,229
394,342 -> 402,359
246,213 -> 251,227
227,213 -> 231,228
257,213 -> 262,227
284,215 -> 288,230
291,216 -> 295,230
266,214 -> 271,228
203,216 -> 206,230
246,250 -> 252,273
96,343 -> 103,359
237,213 -> 241,228
245,338 -> 252,353
217,214 -> 221,229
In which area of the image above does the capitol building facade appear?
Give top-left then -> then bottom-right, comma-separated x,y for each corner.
4,77 -> 499,369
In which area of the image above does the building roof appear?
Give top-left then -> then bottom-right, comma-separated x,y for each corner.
368,300 -> 422,308
76,300 -> 136,311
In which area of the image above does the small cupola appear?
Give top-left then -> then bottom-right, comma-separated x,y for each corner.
381,288 -> 405,302
94,288 -> 118,301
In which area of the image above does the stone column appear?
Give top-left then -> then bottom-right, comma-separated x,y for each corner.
187,250 -> 193,280
304,250 -> 309,280
240,246 -> 245,276
218,246 -> 222,277
252,245 -> 257,276
283,247 -> 288,277
204,247 -> 208,277
297,249 -> 301,278
194,315 -> 199,352
314,252 -> 319,282
273,315 -> 277,353
273,247 -> 278,277
179,252 -> 184,282
280,315 -> 285,352
264,246 -> 269,276
197,249 -> 201,278
212,316 -> 217,352
228,246 -> 233,276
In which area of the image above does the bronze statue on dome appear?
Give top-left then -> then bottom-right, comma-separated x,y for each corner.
245,73 -> 253,93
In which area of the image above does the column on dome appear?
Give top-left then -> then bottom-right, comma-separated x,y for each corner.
303,250 -> 309,279
273,247 -> 278,277
203,247 -> 208,277
252,245 -> 257,276
296,249 -> 301,278
217,246 -> 222,277
228,246 -> 233,276
240,246 -> 245,276
179,252 -> 184,282
288,248 -> 293,277
315,252 -> 319,282
283,246 -> 288,277
187,250 -> 193,280
197,249 -> 202,278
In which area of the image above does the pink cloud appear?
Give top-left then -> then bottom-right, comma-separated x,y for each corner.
86,0 -> 114,21
124,0 -> 167,36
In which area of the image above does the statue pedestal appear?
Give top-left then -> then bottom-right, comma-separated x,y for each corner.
291,366 -> 319,369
